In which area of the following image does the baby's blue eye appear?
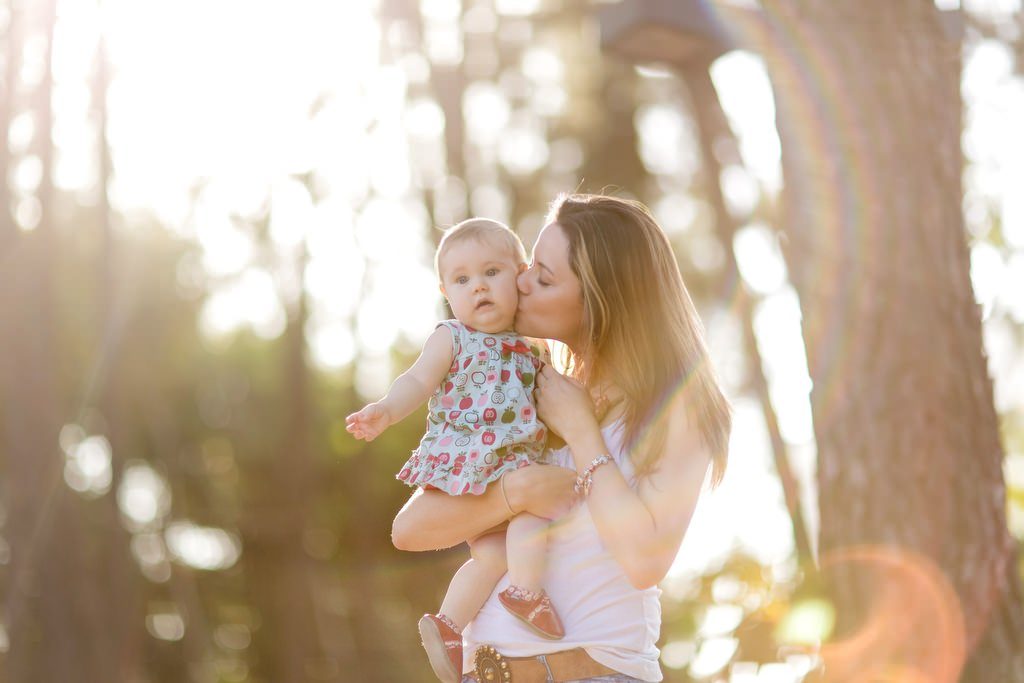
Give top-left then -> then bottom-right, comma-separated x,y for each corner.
456,276 -> 468,284
486,268 -> 499,276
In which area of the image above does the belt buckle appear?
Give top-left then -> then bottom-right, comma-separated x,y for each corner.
474,645 -> 512,682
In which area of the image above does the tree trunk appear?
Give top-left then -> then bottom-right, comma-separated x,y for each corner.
93,22 -> 146,682
1,0 -> 102,679
682,62 -> 815,571
244,239 -> 327,681
0,0 -> 21,245
758,2 -> 1024,680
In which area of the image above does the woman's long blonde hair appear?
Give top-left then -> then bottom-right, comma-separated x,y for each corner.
549,193 -> 731,487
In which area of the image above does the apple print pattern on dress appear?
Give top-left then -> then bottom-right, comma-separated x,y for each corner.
395,319 -> 549,496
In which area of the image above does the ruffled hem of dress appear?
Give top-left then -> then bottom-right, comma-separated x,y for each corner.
396,460 -> 527,496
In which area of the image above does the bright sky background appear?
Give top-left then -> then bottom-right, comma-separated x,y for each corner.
30,0 -> 1024,629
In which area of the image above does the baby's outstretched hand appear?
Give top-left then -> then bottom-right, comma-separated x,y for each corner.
345,403 -> 391,442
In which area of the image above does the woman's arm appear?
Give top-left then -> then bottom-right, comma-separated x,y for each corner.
391,464 -> 578,551
535,366 -> 711,589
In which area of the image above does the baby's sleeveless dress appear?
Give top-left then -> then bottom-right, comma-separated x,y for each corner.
396,320 -> 548,496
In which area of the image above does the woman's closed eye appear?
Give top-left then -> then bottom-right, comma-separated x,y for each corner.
526,262 -> 547,285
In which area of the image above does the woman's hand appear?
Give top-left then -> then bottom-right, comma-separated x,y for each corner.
504,463 -> 578,520
534,365 -> 600,445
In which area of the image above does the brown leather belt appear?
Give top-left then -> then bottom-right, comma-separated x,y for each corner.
469,645 -> 619,682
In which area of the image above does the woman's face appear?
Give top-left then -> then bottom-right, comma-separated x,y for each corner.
515,222 -> 585,348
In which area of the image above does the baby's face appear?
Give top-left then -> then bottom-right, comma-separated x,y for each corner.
440,238 -> 522,334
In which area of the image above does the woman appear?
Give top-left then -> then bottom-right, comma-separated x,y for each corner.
393,193 -> 731,682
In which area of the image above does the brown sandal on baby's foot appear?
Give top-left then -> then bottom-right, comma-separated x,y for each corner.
418,613 -> 463,683
498,585 -> 565,639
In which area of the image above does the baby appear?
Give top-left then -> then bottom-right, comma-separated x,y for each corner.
346,218 -> 564,683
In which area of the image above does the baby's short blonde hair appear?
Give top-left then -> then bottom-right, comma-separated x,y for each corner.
434,218 -> 529,281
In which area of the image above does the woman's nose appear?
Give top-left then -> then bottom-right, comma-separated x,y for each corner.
516,270 -> 530,294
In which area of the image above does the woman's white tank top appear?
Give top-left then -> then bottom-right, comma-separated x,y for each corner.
462,419 -> 663,681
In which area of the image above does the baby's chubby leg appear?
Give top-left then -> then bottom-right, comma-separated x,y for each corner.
505,512 -> 549,593
438,531 -> 507,630
498,514 -> 564,639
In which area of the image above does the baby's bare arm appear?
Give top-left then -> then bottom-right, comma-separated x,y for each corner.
346,326 -> 453,440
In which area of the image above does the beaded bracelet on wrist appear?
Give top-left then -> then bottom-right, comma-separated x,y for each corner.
574,454 -> 612,497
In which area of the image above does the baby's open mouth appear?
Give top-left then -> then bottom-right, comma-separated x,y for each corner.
475,300 -> 493,310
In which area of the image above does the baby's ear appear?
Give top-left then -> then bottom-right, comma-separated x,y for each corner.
438,282 -> 446,297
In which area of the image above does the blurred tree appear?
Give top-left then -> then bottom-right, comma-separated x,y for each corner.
0,0 -> 19,245
758,1 -> 1024,680
241,221 -> 326,680
91,18 -> 146,682
682,63 -> 814,570
0,0 -> 104,680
